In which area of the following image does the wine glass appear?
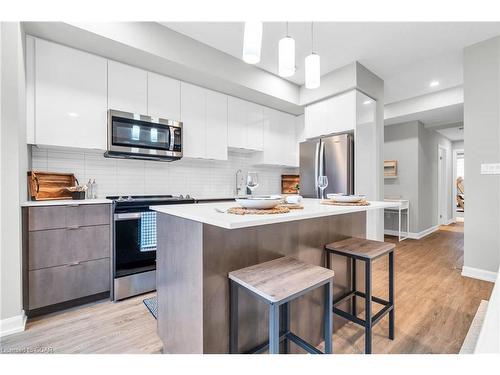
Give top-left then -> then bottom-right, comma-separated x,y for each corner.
318,175 -> 328,199
246,172 -> 259,195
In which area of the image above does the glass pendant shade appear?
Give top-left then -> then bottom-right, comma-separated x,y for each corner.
242,21 -> 263,64
305,53 -> 320,89
278,36 -> 295,77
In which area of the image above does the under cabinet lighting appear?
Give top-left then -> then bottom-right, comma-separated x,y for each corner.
363,100 -> 373,105
67,112 -> 79,118
429,80 -> 440,87
242,21 -> 263,64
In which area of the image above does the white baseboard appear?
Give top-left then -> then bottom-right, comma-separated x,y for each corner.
462,266 -> 498,283
384,225 -> 439,240
446,218 -> 456,225
0,312 -> 27,337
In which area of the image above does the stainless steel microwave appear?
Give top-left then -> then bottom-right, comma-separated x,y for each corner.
105,109 -> 182,161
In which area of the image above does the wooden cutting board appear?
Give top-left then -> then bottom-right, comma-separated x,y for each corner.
28,171 -> 78,201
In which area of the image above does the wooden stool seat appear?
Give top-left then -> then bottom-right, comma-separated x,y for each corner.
229,256 -> 334,354
325,237 -> 395,260
324,237 -> 395,354
229,257 -> 335,303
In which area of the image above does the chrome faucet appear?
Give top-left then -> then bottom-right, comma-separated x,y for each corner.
235,169 -> 242,196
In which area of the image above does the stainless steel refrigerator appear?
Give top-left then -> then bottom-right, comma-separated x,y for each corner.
299,133 -> 354,198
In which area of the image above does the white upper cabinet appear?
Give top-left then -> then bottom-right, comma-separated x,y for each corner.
227,97 -> 247,149
147,72 -> 181,121
181,84 -> 228,160
246,102 -> 264,151
228,97 -> 264,151
205,90 -> 228,160
34,38 -> 108,150
108,60 -> 147,114
181,82 -> 206,159
304,90 -> 356,139
253,108 -> 298,167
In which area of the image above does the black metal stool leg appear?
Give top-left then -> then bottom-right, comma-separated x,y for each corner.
282,302 -> 290,353
389,251 -> 395,340
365,260 -> 372,354
229,280 -> 238,353
352,258 -> 357,316
269,303 -> 280,354
324,280 -> 333,354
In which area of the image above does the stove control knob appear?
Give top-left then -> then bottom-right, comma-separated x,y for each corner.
179,194 -> 184,199
186,194 -> 191,199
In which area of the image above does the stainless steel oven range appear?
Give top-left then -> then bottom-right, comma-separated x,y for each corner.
108,195 -> 195,301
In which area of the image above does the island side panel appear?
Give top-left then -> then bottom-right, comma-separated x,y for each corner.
202,211 -> 366,354
156,213 -> 204,354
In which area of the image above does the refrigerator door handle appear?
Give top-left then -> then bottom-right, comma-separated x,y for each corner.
319,140 -> 325,177
314,141 -> 320,197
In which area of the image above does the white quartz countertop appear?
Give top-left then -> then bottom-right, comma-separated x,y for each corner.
21,199 -> 112,207
151,198 -> 399,229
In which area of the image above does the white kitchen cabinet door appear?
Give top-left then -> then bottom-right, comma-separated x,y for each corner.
108,60 -> 147,114
180,82 -> 206,158
147,72 -> 181,121
304,90 -> 356,139
227,97 -> 247,149
246,102 -> 264,151
205,90 -> 228,160
35,38 -> 108,150
281,112 -> 298,167
254,108 -> 298,167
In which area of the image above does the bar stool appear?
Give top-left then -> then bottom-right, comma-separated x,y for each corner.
228,256 -> 335,354
324,237 -> 395,354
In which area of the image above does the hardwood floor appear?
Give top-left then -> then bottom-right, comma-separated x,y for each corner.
0,292 -> 162,354
1,223 -> 493,354
324,222 -> 493,354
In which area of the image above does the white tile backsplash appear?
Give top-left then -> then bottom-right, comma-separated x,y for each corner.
31,147 -> 297,199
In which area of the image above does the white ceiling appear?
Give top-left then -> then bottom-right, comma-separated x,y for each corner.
385,103 -> 464,127
436,126 -> 464,141
161,22 -> 500,103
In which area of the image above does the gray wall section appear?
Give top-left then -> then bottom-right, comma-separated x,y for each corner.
452,140 -> 464,151
384,121 -> 419,232
464,36 -> 500,274
418,125 -> 453,230
1,22 -> 28,322
384,121 -> 453,234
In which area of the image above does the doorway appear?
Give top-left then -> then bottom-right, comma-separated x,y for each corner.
438,146 -> 448,225
453,149 -> 465,221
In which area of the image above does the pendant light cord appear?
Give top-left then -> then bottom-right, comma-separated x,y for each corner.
311,22 -> 314,54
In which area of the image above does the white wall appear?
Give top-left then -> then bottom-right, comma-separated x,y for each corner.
0,22 -> 28,336
463,35 -> 500,280
31,147 -> 297,199
383,121 -> 453,235
384,121 -> 419,232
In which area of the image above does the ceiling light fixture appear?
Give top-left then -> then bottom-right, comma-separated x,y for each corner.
429,80 -> 440,87
305,22 -> 320,89
278,22 -> 295,77
242,21 -> 263,64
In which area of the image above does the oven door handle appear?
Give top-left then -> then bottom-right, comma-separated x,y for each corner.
114,212 -> 142,221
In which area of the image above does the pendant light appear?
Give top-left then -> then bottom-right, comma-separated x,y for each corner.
305,22 -> 320,89
242,21 -> 263,64
278,22 -> 295,77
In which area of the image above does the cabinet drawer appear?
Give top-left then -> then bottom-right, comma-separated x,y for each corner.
29,204 -> 110,231
29,225 -> 110,270
28,258 -> 110,309
66,204 -> 110,227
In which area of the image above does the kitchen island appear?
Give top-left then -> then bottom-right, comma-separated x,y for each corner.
151,199 -> 397,354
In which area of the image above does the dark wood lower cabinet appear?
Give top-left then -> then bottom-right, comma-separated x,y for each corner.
23,204 -> 112,315
28,258 -> 110,309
